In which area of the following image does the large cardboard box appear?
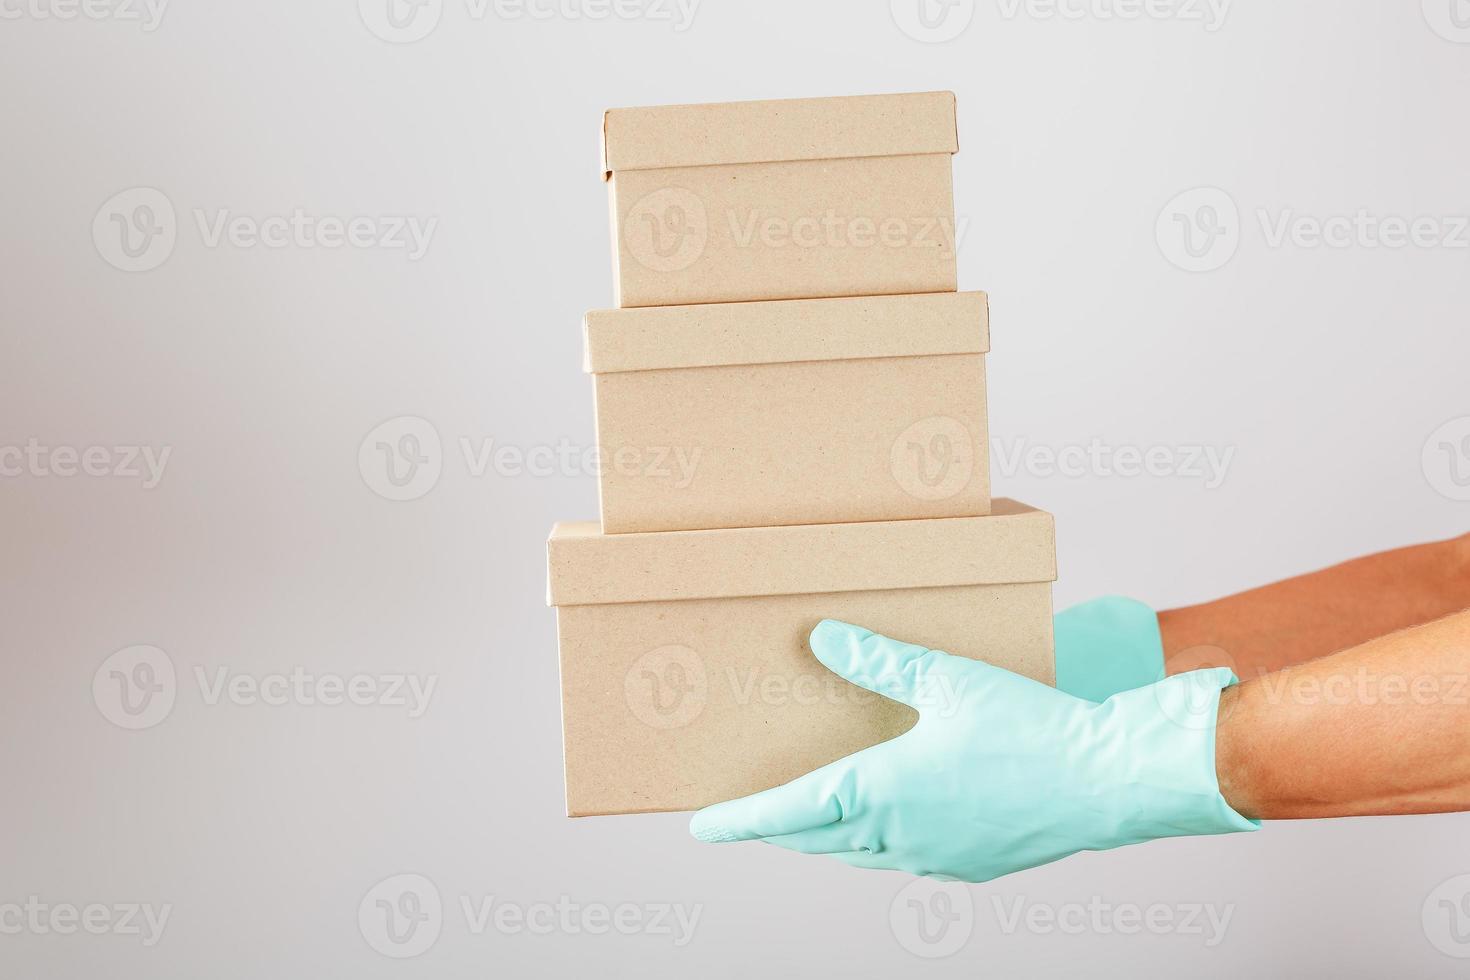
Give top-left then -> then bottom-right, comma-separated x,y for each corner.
547,501 -> 1057,816
604,91 -> 959,308
586,291 -> 992,534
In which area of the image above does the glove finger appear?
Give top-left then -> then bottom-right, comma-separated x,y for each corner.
690,757 -> 853,843
809,620 -> 956,711
1053,596 -> 1166,703
831,852 -> 966,880
762,821 -> 865,855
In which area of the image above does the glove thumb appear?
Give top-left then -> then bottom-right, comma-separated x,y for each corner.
808,620 -> 952,711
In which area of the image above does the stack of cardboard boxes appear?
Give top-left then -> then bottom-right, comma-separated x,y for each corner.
548,92 -> 1058,817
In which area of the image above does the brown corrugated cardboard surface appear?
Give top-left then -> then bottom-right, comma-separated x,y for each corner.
606,92 -> 960,308
584,291 -> 988,373
602,91 -> 958,174
586,293 -> 991,534
549,499 -> 1054,605
548,503 -> 1057,816
548,89 -> 1057,819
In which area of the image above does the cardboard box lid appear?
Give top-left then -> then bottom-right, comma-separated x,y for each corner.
547,500 -> 1055,607
602,91 -> 958,178
583,292 -> 988,375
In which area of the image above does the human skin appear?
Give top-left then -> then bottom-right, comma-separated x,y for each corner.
1157,533 -> 1470,679
1215,608 -> 1470,820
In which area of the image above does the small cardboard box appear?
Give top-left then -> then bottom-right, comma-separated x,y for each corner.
547,501 -> 1057,816
585,291 -> 991,534
604,91 -> 960,308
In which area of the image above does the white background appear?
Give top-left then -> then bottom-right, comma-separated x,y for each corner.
3,0 -> 1469,975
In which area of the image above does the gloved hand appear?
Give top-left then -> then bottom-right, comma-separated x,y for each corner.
1054,596 -> 1167,702
689,620 -> 1257,882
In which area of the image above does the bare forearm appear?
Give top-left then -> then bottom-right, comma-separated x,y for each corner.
1158,533 -> 1470,678
1215,608 -> 1470,820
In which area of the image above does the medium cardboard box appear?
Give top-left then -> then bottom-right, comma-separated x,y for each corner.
546,500 -> 1057,816
604,91 -> 960,308
585,291 -> 991,534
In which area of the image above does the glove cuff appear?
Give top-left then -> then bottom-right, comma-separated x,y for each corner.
1096,667 -> 1261,841
1054,596 -> 1165,703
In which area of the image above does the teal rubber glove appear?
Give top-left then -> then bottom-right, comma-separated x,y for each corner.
689,620 -> 1258,882
1054,596 -> 1167,703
